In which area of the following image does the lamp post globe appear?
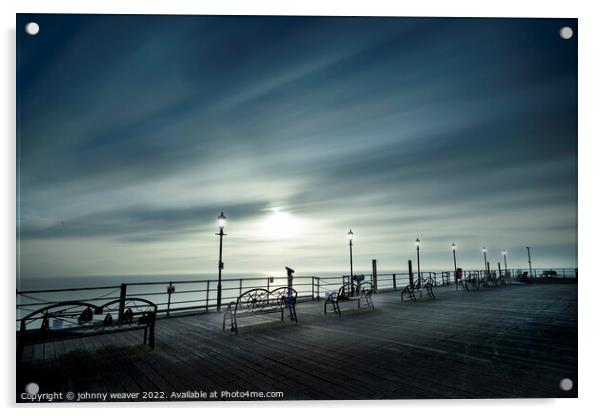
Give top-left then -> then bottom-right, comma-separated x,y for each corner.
218,211 -> 226,229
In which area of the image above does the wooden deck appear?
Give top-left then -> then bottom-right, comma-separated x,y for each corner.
17,283 -> 578,401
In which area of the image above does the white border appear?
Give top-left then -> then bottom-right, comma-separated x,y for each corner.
3,1 -> 601,414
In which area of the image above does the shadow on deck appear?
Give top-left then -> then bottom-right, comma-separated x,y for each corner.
17,283 -> 578,401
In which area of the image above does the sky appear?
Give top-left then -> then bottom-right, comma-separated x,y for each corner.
16,14 -> 577,280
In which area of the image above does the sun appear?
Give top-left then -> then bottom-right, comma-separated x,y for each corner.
260,209 -> 306,240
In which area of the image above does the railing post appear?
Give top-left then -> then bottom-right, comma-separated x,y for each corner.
166,281 -> 172,317
393,273 -> 397,290
118,283 -> 127,323
408,260 -> 414,288
205,281 -> 210,312
239,278 -> 243,296
372,259 -> 378,292
317,277 -> 321,301
267,277 -> 270,292
311,276 -> 315,301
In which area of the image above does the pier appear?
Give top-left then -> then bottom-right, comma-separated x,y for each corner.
17,281 -> 577,401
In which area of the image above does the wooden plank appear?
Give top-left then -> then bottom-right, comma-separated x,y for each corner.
16,283 -> 577,400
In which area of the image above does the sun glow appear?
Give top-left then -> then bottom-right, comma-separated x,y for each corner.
259,209 -> 307,240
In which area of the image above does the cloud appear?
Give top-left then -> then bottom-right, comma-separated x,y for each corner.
18,201 -> 268,242
16,15 -> 577,278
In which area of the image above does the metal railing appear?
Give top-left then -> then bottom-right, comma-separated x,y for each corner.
16,267 -> 577,325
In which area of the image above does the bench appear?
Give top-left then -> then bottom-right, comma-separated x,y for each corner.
17,297 -> 157,362
517,271 -> 533,284
222,286 -> 298,334
497,271 -> 511,286
324,282 -> 374,316
482,271 -> 499,288
401,276 -> 436,302
462,272 -> 480,291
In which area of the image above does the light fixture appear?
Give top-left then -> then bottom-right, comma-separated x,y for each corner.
217,211 -> 226,229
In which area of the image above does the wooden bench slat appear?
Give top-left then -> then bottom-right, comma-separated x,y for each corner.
222,286 -> 298,334
17,298 -> 157,363
324,281 -> 374,316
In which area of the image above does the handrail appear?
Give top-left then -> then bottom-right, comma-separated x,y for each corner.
16,268 -> 577,322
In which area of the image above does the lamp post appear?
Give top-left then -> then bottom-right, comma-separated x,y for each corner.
347,229 -> 354,287
482,247 -> 488,273
415,238 -> 421,281
216,211 -> 226,311
451,242 -> 458,290
526,246 -> 533,278
502,250 -> 508,274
